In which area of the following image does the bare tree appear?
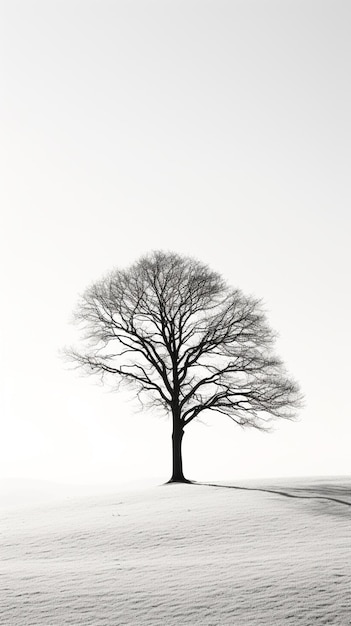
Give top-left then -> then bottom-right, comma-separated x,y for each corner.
67,251 -> 302,483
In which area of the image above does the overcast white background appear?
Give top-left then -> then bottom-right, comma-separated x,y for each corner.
1,0 -> 350,487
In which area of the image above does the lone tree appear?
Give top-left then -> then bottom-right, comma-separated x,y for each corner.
68,251 -> 302,483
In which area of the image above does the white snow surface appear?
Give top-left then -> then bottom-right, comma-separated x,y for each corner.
0,477 -> 350,625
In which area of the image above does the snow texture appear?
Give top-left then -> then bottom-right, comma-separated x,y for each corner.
0,477 -> 350,625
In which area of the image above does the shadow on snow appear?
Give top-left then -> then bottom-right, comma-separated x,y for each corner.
188,481 -> 351,508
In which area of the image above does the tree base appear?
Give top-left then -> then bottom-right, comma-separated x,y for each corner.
165,477 -> 193,484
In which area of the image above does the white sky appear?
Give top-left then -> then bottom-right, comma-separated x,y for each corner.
1,0 -> 350,486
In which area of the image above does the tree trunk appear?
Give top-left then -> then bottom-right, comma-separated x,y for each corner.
168,421 -> 190,483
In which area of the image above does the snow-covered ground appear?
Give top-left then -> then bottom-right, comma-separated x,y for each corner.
0,477 -> 350,625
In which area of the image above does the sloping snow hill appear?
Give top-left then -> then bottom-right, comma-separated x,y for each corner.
0,477 -> 350,625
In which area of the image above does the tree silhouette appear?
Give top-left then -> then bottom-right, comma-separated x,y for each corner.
68,251 -> 302,483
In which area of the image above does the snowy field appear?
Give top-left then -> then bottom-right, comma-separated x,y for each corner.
0,477 -> 350,625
